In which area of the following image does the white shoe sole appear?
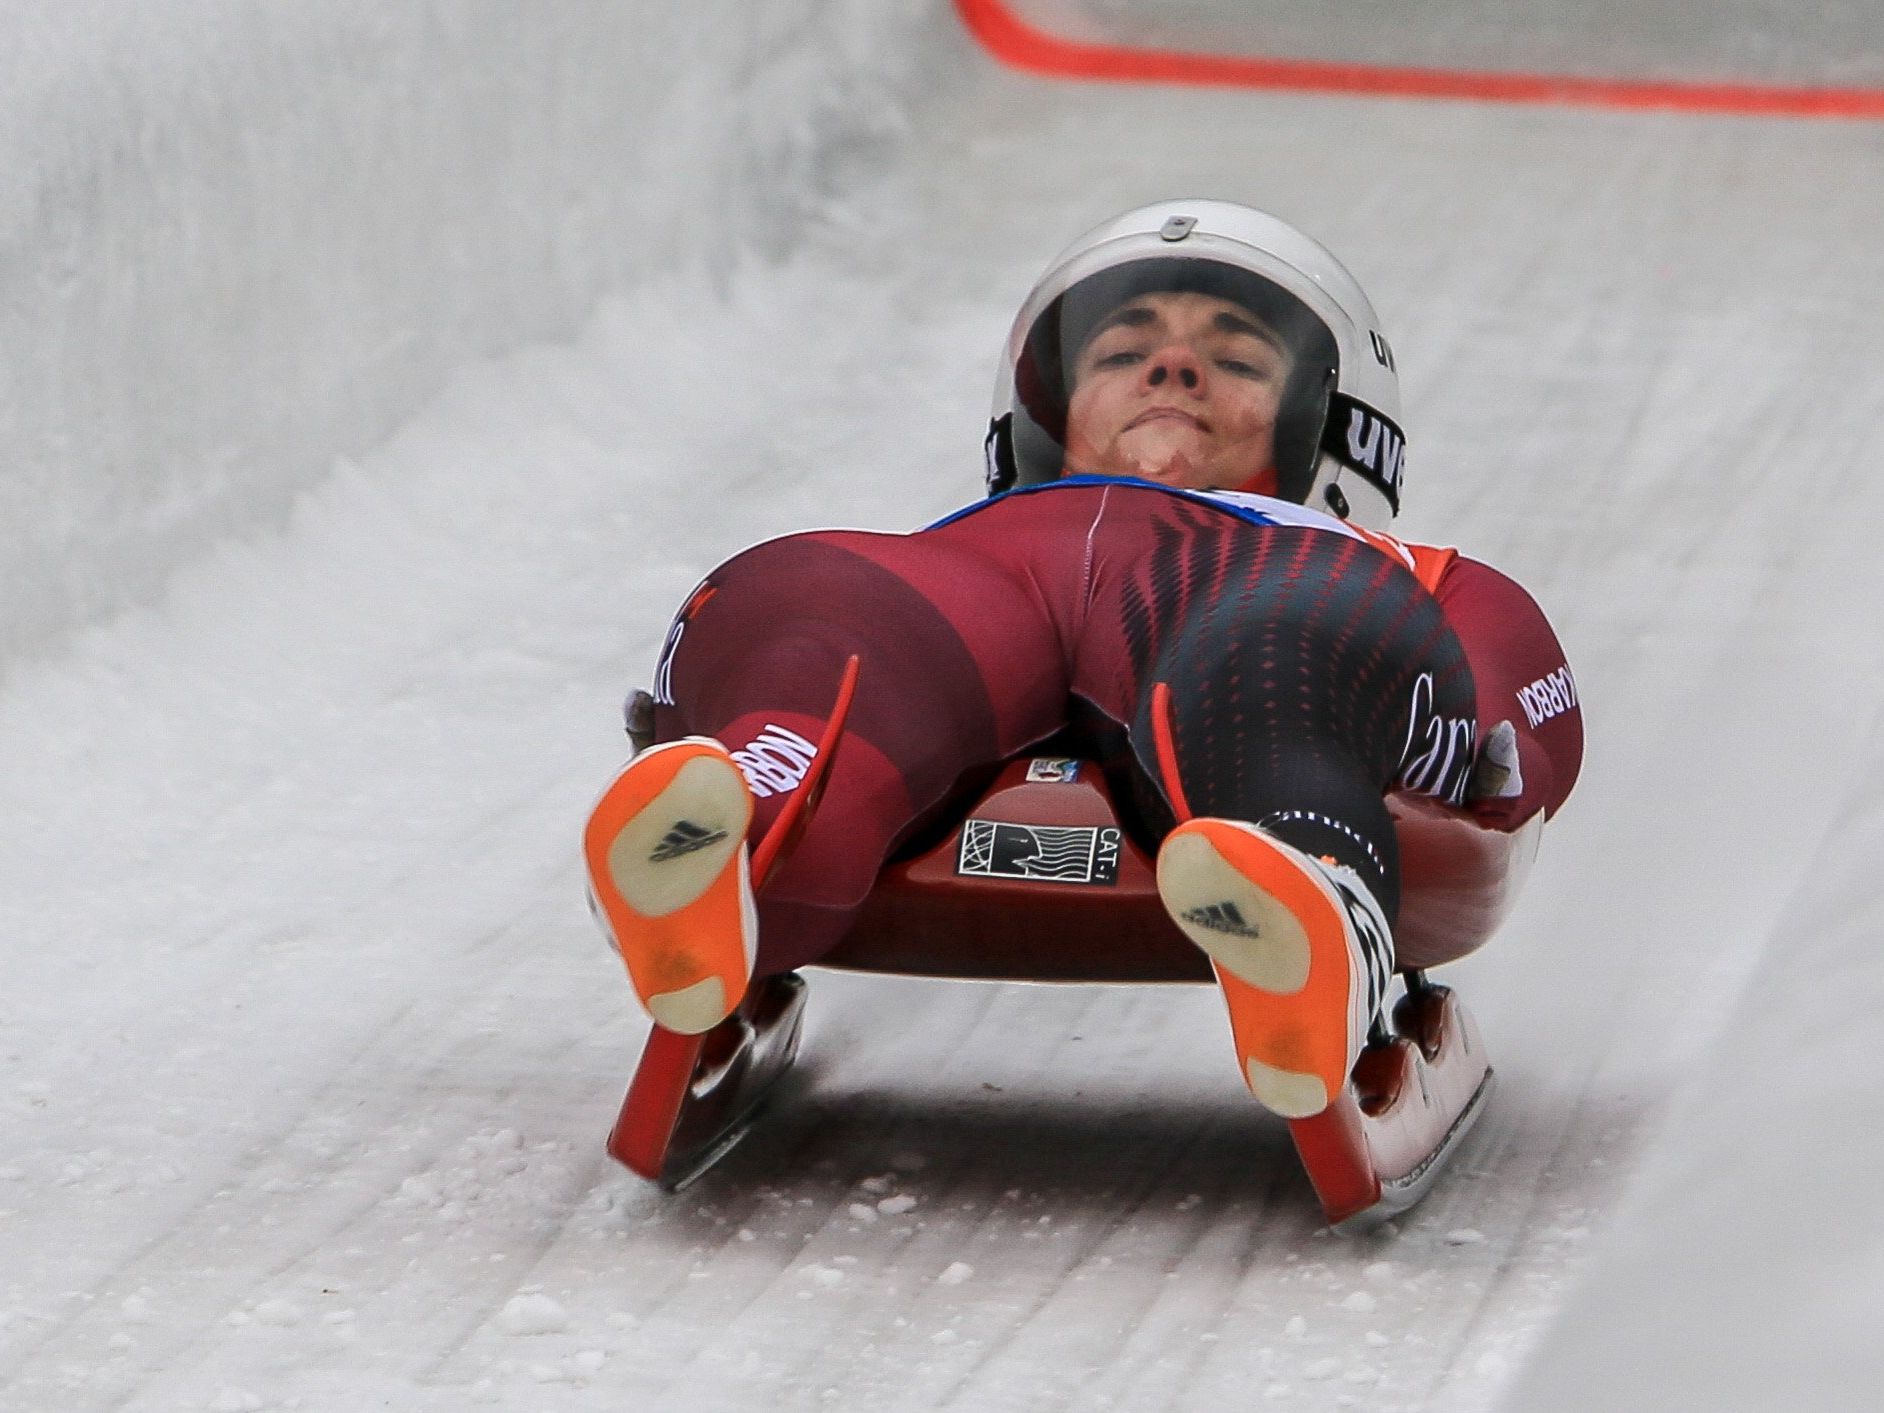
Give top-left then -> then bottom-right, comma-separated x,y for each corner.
1156,819 -> 1371,1119
587,739 -> 757,1034
605,751 -> 751,929
1157,826 -> 1313,994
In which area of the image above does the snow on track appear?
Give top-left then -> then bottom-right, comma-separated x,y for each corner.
7,12 -> 1884,1413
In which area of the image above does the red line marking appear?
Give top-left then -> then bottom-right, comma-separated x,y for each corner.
954,0 -> 1884,120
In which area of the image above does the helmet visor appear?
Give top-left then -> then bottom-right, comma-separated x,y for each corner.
1011,257 -> 1339,497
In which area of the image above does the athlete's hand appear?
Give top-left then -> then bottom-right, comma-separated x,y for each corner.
625,688 -> 656,755
1467,719 -> 1523,803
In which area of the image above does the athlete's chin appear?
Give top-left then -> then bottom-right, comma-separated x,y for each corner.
1122,456 -> 1218,490
1110,430 -> 1222,488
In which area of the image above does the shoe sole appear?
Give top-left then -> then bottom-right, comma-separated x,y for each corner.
583,738 -> 756,1034
1157,820 -> 1361,1118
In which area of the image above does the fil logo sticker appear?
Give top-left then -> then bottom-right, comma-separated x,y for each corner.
1024,758 -> 1081,784
958,821 -> 1120,886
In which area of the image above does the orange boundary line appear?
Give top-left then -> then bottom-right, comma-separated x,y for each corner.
954,0 -> 1884,121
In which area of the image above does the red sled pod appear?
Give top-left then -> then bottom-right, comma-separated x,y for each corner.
603,665 -> 1538,1227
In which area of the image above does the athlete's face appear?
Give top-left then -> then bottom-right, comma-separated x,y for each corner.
1063,291 -> 1293,492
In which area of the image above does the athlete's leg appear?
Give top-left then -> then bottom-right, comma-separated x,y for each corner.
1066,497 -> 1477,1115
1434,556 -> 1583,830
643,527 -> 1074,976
1067,500 -> 1475,909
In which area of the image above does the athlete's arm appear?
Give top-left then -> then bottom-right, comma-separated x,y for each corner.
1430,556 -> 1583,830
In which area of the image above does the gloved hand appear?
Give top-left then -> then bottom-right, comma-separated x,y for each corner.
1467,719 -> 1523,804
624,688 -> 656,755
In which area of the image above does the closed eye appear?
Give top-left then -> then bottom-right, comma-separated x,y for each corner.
1216,351 -> 1283,380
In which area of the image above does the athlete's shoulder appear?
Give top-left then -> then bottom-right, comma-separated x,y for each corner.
1350,526 -> 1459,592
1187,486 -> 1359,534
1399,542 -> 1562,638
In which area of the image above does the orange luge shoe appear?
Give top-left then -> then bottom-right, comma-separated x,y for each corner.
583,738 -> 757,1035
1156,818 -> 1393,1119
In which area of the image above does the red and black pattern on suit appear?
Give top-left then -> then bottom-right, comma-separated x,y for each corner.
648,480 -> 1580,975
1114,499 -> 1484,903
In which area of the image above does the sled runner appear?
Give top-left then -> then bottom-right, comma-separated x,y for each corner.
607,970 -> 810,1191
603,657 -> 858,1188
603,662 -> 1536,1227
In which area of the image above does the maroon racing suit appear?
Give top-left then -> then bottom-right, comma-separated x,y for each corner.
646,477 -> 1582,976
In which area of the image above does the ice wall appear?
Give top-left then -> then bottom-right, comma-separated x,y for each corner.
0,0 -> 934,673
1500,704 -> 1884,1411
9,2 -> 1883,1405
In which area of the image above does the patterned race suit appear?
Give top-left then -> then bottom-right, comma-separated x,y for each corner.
647,477 -> 1582,975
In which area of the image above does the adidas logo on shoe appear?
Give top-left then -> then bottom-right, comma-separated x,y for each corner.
650,820 -> 729,862
584,737 -> 758,1036
1156,816 -> 1399,1120
1180,901 -> 1261,938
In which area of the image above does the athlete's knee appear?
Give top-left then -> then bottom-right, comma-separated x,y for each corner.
707,530 -> 884,600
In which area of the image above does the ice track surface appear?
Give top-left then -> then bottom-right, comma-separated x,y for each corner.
7,7 -> 1884,1412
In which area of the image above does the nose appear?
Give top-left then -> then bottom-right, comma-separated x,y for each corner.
1143,341 -> 1204,392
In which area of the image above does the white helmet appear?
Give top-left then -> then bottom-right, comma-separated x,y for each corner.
986,199 -> 1406,530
